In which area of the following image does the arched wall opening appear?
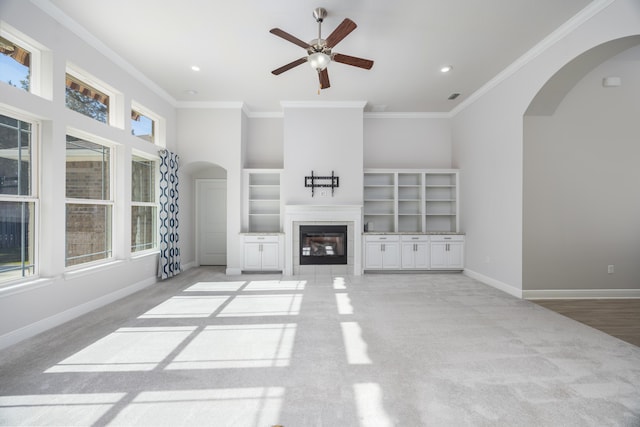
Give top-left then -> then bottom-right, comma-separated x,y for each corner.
181,161 -> 228,267
523,36 -> 640,296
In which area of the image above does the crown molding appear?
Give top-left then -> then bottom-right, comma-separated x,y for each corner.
364,112 -> 450,119
175,101 -> 245,110
280,101 -> 368,109
245,111 -> 284,119
450,0 -> 616,117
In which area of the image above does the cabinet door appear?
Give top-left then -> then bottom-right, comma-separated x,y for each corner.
430,242 -> 448,269
414,242 -> 430,269
381,242 -> 401,269
243,243 -> 262,270
447,242 -> 464,269
365,242 -> 384,269
401,243 -> 416,268
260,243 -> 280,270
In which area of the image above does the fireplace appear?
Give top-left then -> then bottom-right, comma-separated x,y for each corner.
299,225 -> 347,265
284,205 -> 362,275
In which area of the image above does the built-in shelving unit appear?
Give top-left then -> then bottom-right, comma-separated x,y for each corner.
244,169 -> 282,232
363,172 -> 396,232
363,169 -> 459,233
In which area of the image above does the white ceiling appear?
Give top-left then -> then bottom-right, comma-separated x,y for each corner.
39,0 -> 594,113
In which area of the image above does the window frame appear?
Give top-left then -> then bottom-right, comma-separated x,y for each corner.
130,151 -> 159,254
64,130 -> 115,270
131,101 -> 162,145
65,63 -> 123,128
0,22 -> 51,99
0,107 -> 39,286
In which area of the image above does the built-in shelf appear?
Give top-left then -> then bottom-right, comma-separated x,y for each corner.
244,169 -> 282,232
364,169 -> 459,233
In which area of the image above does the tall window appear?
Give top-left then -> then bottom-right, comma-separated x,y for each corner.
0,35 -> 30,91
0,113 -> 36,283
65,134 -> 112,267
65,74 -> 109,124
131,155 -> 157,252
131,110 -> 155,143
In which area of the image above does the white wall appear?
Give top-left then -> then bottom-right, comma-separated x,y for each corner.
523,44 -> 640,293
245,117 -> 283,168
282,103 -> 365,205
0,1 -> 176,349
452,0 -> 640,296
364,116 -> 452,168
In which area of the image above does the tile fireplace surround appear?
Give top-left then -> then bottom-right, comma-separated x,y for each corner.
284,205 -> 363,276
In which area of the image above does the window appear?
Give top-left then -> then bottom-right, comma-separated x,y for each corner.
0,113 -> 36,283
65,73 -> 109,124
131,155 -> 157,253
65,134 -> 112,267
0,35 -> 30,91
131,110 -> 155,143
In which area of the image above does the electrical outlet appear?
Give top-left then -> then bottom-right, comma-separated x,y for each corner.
608,265 -> 614,274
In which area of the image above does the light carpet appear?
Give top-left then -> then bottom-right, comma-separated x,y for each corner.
0,267 -> 639,426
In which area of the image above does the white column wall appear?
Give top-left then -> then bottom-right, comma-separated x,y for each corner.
176,107 -> 244,274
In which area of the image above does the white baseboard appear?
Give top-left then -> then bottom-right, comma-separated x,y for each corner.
523,288 -> 640,299
0,276 -> 157,351
464,269 -> 523,299
181,261 -> 196,271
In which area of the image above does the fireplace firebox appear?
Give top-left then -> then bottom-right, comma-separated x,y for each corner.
299,225 -> 347,265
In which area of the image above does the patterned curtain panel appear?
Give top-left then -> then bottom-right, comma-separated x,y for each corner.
158,149 -> 181,279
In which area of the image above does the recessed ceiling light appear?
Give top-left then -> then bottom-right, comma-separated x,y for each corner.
191,65 -> 200,72
184,89 -> 198,95
440,65 -> 453,73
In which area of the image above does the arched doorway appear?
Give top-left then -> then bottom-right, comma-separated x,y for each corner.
184,162 -> 228,266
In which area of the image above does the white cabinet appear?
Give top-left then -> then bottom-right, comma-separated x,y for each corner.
364,235 -> 401,269
363,234 -> 464,271
243,170 -> 282,233
242,235 -> 282,271
430,235 -> 465,270
401,235 -> 430,269
364,169 -> 459,233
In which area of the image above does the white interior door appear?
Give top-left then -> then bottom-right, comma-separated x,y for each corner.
197,179 -> 227,265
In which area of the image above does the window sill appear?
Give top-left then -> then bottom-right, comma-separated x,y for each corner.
0,277 -> 56,298
131,249 -> 159,260
64,259 -> 126,280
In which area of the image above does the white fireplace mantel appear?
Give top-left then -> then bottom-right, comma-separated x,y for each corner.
284,205 -> 363,275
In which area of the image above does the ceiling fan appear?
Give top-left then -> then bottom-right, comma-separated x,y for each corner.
270,7 -> 374,90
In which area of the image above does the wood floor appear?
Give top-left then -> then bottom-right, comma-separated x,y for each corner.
533,299 -> 640,347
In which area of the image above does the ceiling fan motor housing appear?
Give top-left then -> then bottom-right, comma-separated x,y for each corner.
313,7 -> 327,23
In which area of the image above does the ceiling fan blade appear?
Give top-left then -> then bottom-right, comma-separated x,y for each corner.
269,28 -> 311,49
319,68 -> 330,89
332,53 -> 374,70
325,18 -> 357,48
271,57 -> 308,75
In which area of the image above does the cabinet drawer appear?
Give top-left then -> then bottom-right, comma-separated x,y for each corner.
364,234 -> 400,242
430,235 -> 465,242
243,235 -> 280,243
400,235 -> 430,242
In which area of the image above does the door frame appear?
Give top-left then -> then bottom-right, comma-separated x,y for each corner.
195,178 -> 227,266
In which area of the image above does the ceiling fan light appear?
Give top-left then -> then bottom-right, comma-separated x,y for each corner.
308,52 -> 331,71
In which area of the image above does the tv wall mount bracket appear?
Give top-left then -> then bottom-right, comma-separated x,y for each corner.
304,170 -> 339,197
